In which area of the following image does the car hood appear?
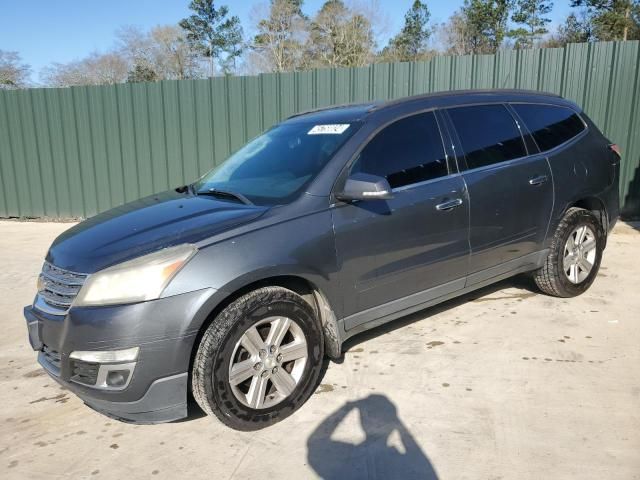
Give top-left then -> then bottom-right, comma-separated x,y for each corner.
47,190 -> 269,273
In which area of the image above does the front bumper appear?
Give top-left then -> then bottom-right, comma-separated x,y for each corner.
24,288 -> 215,423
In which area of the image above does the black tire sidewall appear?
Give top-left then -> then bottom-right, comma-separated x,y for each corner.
553,210 -> 604,296
196,288 -> 324,431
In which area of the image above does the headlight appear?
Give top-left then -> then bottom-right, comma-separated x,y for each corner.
74,244 -> 197,307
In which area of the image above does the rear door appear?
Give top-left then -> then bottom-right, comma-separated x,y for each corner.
444,104 -> 553,281
331,110 -> 469,329
509,103 -> 608,220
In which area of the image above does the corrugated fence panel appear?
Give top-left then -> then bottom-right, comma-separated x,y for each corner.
517,49 -> 540,90
583,42 -> 614,130
604,42 -> 637,209
472,55 -> 495,89
563,42 -> 590,105
228,76 -> 247,155
333,68 -> 351,105
147,82 -> 170,193
279,72 -> 297,120
17,90 -> 46,217
114,84 -> 139,204
194,79 -> 215,173
210,77 -> 230,166
295,71 -> 314,112
538,48 -> 565,94
390,63 -> 411,100
495,50 -> 518,88
129,83 -> 153,198
351,66 -> 370,103
31,89 -> 60,217
410,61 -> 430,95
315,69 -> 333,107
620,44 -> 640,212
102,85 -> 126,209
371,63 -> 391,101
0,93 -> 19,216
0,41 -> 639,218
453,55 -> 474,90
177,80 -> 199,184
432,56 -> 452,92
58,88 -> 85,217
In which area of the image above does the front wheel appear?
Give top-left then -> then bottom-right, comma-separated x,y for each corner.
533,207 -> 605,297
192,287 -> 324,431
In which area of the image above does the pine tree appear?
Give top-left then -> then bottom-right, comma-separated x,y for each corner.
462,0 -> 513,53
508,0 -> 554,48
544,12 -> 592,46
383,1 -> 432,62
571,0 -> 640,41
179,0 -> 243,76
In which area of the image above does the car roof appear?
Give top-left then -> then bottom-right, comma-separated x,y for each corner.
284,89 -> 578,125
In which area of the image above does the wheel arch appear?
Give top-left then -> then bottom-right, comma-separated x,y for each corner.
189,274 -> 343,382
565,196 -> 609,243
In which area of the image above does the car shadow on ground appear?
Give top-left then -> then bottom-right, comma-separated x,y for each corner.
306,393 -> 438,479
302,276 -> 539,478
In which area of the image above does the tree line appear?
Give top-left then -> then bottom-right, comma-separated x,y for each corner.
1,0 -> 639,90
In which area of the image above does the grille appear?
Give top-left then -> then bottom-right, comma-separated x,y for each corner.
41,345 -> 62,375
37,262 -> 88,314
71,360 -> 99,386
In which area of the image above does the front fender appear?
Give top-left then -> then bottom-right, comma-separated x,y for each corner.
162,208 -> 345,356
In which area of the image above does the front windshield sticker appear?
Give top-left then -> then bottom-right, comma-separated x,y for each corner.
307,124 -> 350,135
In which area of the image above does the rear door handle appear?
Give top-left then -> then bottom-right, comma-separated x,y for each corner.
436,198 -> 463,211
528,175 -> 549,186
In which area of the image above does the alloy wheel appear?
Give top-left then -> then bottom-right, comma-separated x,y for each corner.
563,225 -> 597,284
228,317 -> 308,409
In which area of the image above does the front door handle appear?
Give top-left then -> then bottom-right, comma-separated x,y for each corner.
436,198 -> 463,211
529,175 -> 549,186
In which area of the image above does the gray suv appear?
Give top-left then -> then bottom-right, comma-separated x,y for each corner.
24,90 -> 620,430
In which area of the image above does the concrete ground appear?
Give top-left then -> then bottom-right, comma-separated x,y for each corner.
1,220 -> 639,480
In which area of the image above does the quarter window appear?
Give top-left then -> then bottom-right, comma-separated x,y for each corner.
448,104 -> 527,169
512,104 -> 585,151
352,111 -> 447,189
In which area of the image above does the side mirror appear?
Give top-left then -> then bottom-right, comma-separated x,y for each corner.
336,173 -> 393,202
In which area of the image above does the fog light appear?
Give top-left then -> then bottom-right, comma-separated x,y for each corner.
106,370 -> 130,387
69,359 -> 136,390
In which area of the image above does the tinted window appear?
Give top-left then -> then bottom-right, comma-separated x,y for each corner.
352,112 -> 447,189
195,121 -> 361,205
512,104 -> 585,151
448,104 -> 527,169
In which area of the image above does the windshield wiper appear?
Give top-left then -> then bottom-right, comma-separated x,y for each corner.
195,187 -> 253,205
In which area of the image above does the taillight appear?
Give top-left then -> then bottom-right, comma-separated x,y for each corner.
609,143 -> 621,159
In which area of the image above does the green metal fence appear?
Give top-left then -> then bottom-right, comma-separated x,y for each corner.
1,40 -> 639,219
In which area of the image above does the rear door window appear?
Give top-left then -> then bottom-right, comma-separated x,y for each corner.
352,111 -> 448,189
511,103 -> 585,151
447,104 -> 527,169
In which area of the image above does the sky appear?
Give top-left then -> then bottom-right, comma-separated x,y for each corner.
1,0 -> 574,82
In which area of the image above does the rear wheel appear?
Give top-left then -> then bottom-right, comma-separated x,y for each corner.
192,287 -> 324,431
534,207 -> 605,297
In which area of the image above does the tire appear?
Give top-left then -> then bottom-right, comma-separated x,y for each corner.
192,286 -> 324,431
533,207 -> 605,298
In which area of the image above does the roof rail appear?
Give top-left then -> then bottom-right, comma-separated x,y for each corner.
286,89 -> 564,119
286,102 -> 379,120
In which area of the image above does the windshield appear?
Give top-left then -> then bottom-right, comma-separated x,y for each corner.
194,121 -> 361,205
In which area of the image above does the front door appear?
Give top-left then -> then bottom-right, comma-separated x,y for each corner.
331,111 -> 470,330
445,104 -> 554,280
